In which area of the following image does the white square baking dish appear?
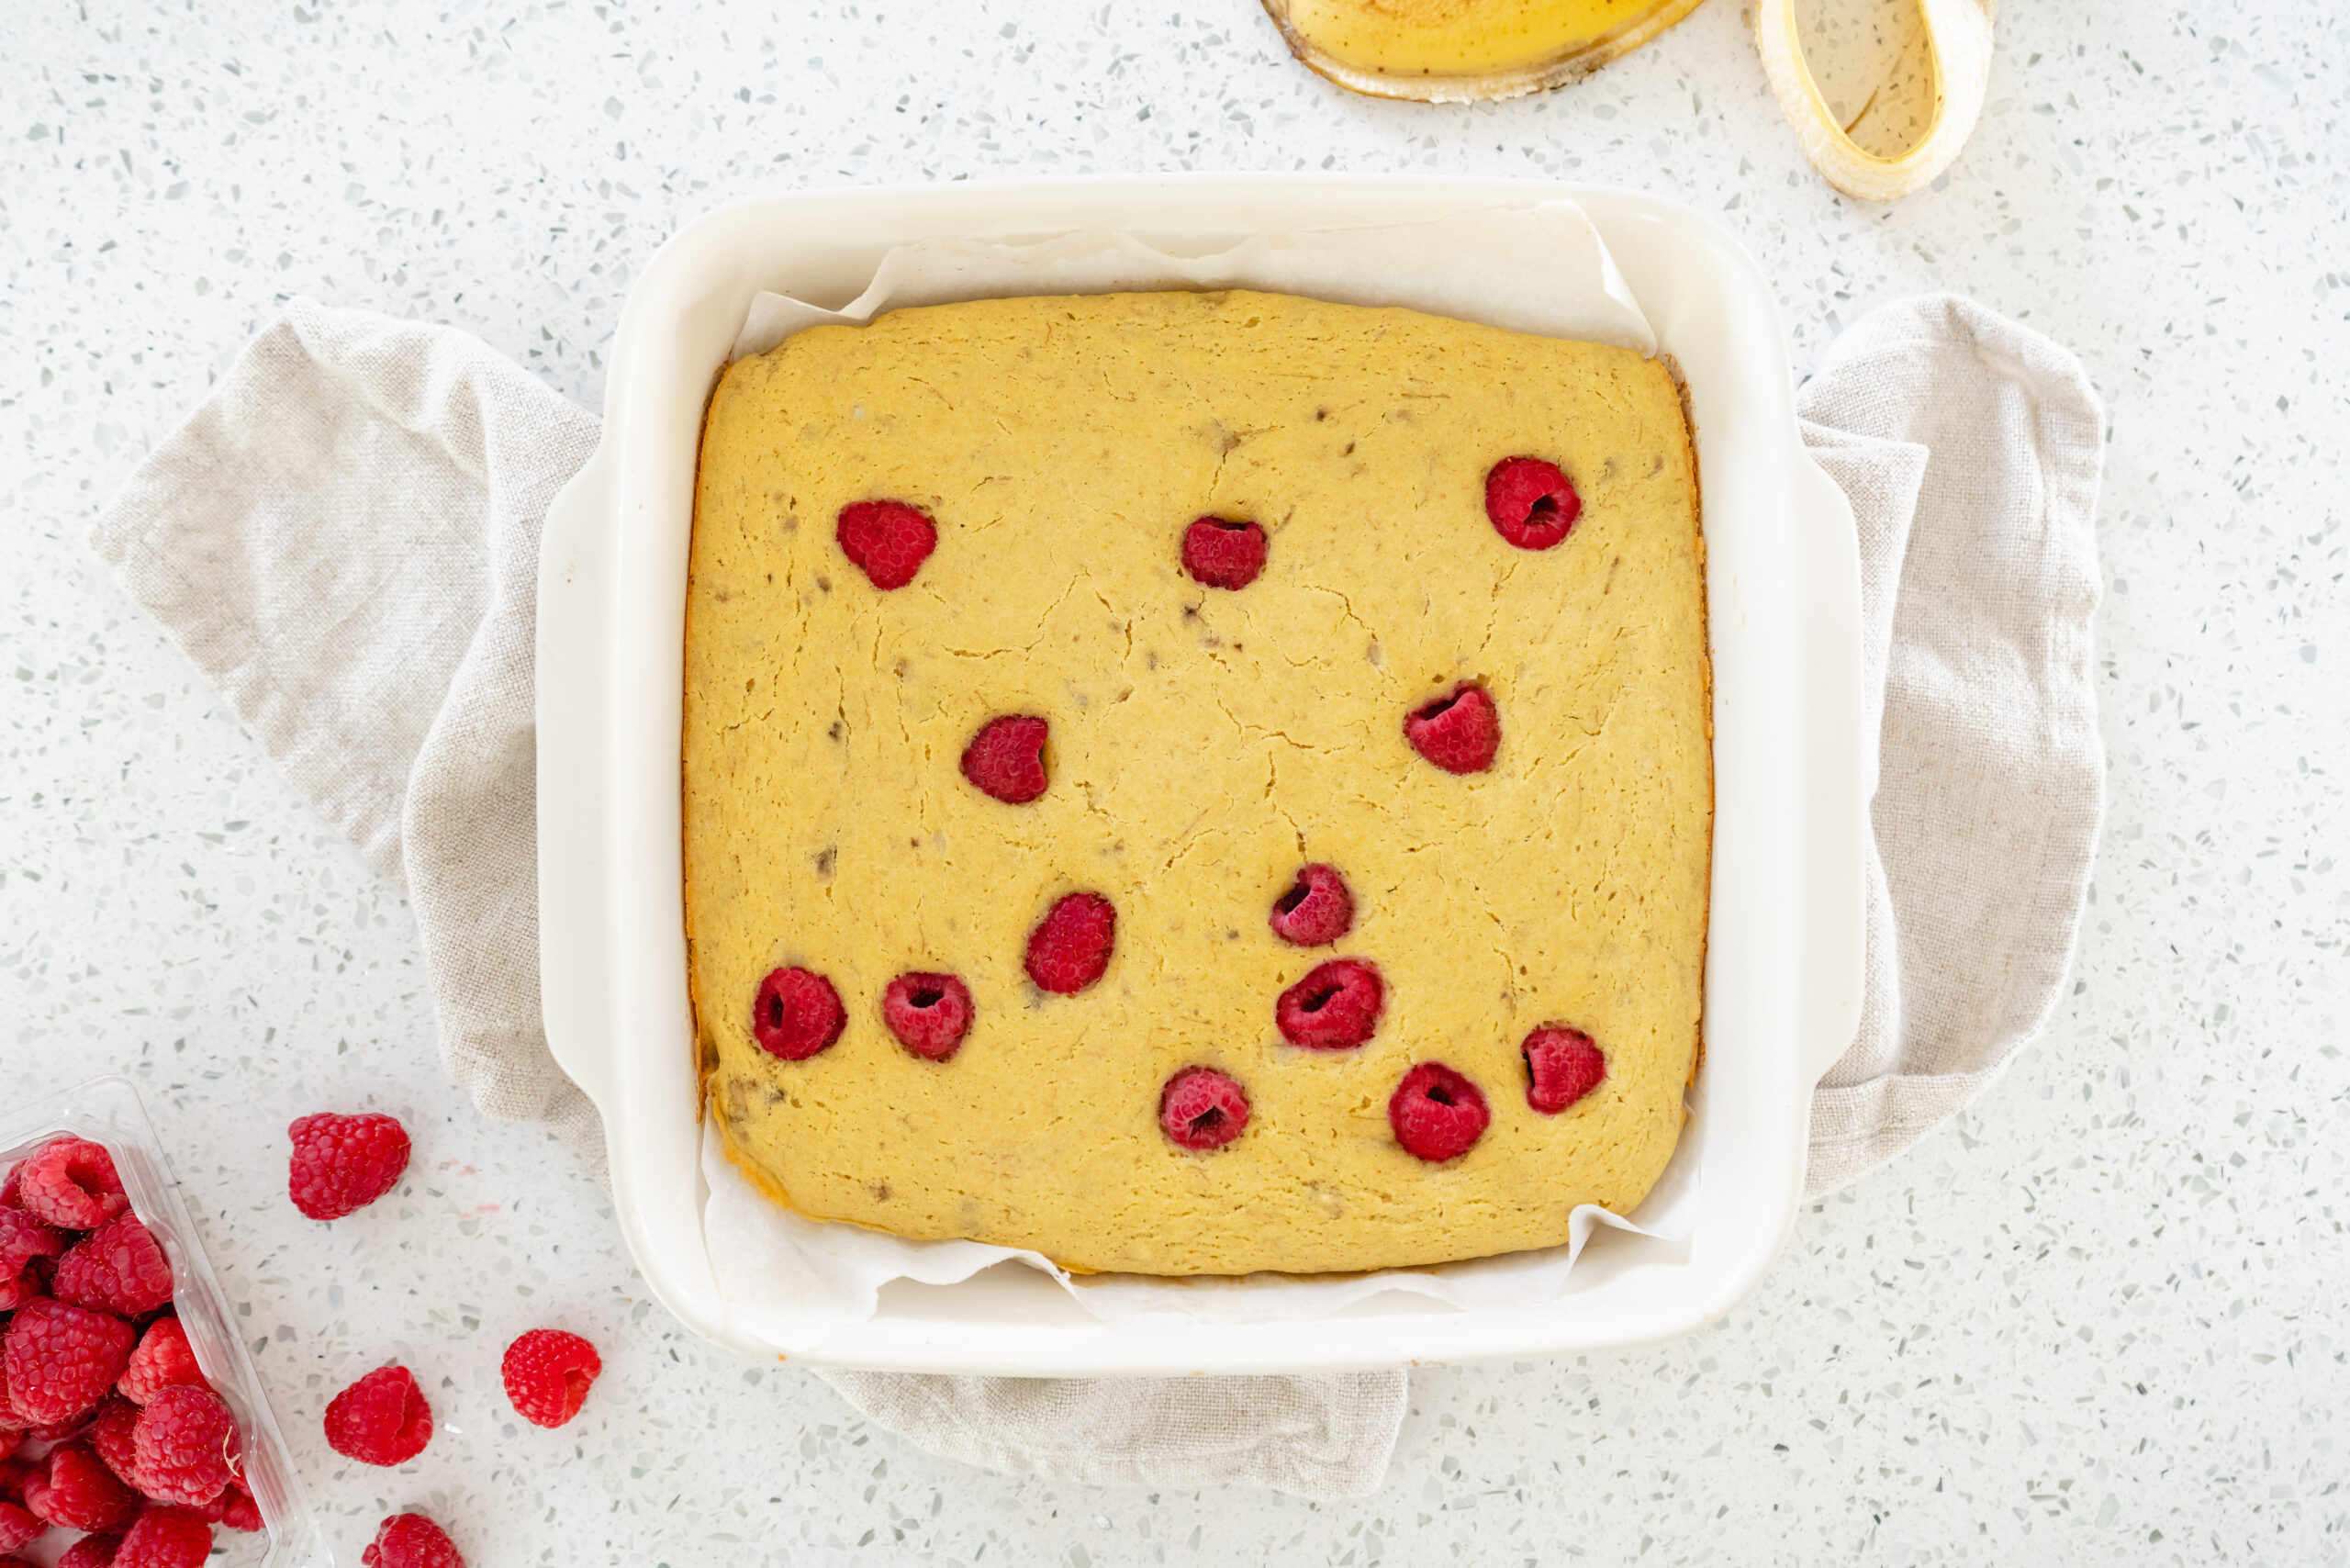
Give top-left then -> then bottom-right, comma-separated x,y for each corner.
537,176 -> 1865,1376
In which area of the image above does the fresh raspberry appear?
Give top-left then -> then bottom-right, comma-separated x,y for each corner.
0,1497 -> 38,1551
0,1273 -> 38,1313
1389,1062 -> 1491,1163
4,1298 -> 137,1425
0,1430 -> 14,1463
208,1481 -> 262,1532
130,1384 -> 239,1506
60,1530 -> 126,1568
36,1442 -> 138,1531
1275,958 -> 1385,1049
959,714 -> 1050,804
15,1138 -> 129,1231
53,1216 -> 174,1319
836,498 -> 937,590
322,1365 -> 431,1466
1269,864 -> 1354,947
286,1113 -> 411,1222
500,1327 -> 601,1429
1484,455 -> 1582,550
1523,1025 -> 1608,1114
0,1209 -> 64,1277
363,1511 -> 465,1568
1181,517 -> 1268,590
749,967 -> 846,1061
113,1503 -> 212,1568
0,1360 -> 29,1432
1024,892 -> 1116,995
881,972 -> 974,1062
1158,1069 -> 1249,1152
87,1396 -> 147,1491
1404,683 -> 1500,774
118,1318 -> 203,1406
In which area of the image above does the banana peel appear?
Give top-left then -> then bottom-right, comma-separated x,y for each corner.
1260,0 -> 1708,104
1754,0 -> 1996,201
1265,0 -> 1997,204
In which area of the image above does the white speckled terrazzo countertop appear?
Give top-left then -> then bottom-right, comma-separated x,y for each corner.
2,3 -> 2344,1564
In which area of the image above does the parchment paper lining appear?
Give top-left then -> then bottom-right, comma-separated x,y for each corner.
699,203 -> 1703,1347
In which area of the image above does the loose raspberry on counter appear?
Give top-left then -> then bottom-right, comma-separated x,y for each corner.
286,1113 -> 412,1222
1158,1069 -> 1250,1152
749,966 -> 847,1061
53,1215 -> 174,1319
1276,958 -> 1385,1050
1522,1025 -> 1608,1114
118,1318 -> 203,1406
322,1365 -> 432,1467
0,1210 -> 63,1278
1389,1062 -> 1492,1164
35,1442 -> 138,1531
1269,863 -> 1355,948
4,1298 -> 137,1426
501,1327 -> 601,1429
130,1384 -> 240,1506
836,498 -> 937,590
1024,892 -> 1117,995
959,714 -> 1050,804
59,1530 -> 126,1568
112,1503 -> 212,1568
1404,682 -> 1500,774
16,1138 -> 129,1232
1181,517 -> 1268,590
1484,455 -> 1582,550
881,972 -> 975,1062
363,1511 -> 465,1568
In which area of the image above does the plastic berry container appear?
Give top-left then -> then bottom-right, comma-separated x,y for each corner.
0,1075 -> 325,1565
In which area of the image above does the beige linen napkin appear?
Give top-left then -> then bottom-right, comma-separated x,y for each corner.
1796,293 -> 2107,1197
89,289 -> 2100,1499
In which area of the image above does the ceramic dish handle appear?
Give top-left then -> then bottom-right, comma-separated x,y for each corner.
1793,450 -> 1869,1084
535,442 -> 621,1119
1754,0 -> 1995,203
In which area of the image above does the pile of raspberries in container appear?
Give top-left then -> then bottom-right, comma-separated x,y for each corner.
1,1134 -> 257,1567
2,1117 -> 605,1568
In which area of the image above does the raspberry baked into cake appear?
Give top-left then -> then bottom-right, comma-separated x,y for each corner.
683,288 -> 1709,1276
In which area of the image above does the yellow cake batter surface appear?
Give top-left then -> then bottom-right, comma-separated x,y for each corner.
684,289 -> 1708,1276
